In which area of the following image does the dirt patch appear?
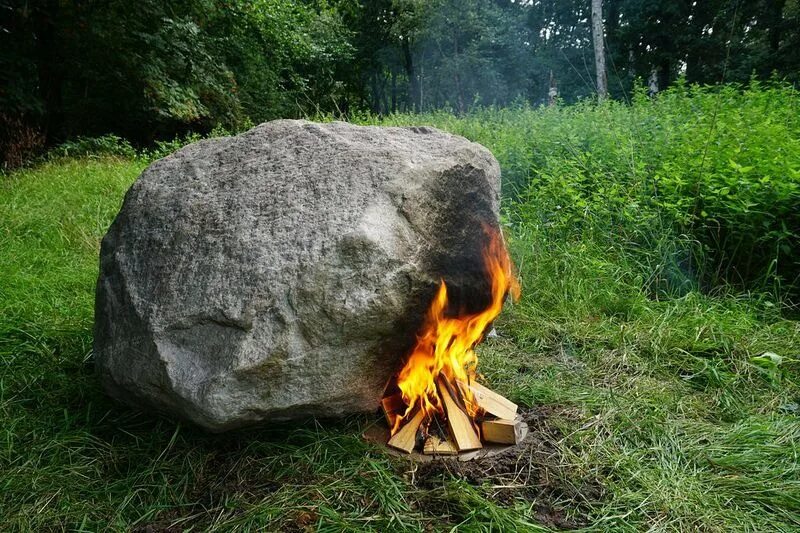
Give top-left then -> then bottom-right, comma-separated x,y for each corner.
133,516 -> 184,533
409,406 -> 604,529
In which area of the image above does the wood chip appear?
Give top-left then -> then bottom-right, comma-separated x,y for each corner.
423,435 -> 458,455
481,418 -> 525,445
387,408 -> 425,454
437,377 -> 482,452
458,380 -> 518,420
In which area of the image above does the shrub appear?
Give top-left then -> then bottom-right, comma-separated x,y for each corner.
52,135 -> 136,160
364,81 -> 800,303
0,114 -> 45,170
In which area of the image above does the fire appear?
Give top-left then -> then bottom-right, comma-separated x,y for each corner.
391,226 -> 520,434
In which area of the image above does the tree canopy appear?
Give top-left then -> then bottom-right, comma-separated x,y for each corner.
1,0 -> 799,160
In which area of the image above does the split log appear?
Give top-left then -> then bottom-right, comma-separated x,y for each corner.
381,393 -> 406,428
387,408 -> 425,454
481,418 -> 525,445
423,435 -> 458,456
459,380 -> 517,420
437,377 -> 482,452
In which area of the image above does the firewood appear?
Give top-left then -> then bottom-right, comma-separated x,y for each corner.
437,377 -> 482,452
381,393 -> 406,428
423,435 -> 458,456
387,408 -> 425,454
458,380 -> 517,420
481,418 -> 525,445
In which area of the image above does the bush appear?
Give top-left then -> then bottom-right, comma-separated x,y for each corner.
140,122 -> 241,162
365,81 -> 800,303
27,82 -> 800,303
52,135 -> 137,160
0,114 -> 45,170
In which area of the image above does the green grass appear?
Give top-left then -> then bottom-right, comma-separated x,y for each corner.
2,89 -> 800,530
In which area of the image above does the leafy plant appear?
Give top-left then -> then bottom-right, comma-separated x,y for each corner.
364,81 -> 800,303
52,135 -> 136,160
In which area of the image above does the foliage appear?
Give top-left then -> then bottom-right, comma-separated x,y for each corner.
607,0 -> 800,88
365,81 -> 800,301
52,135 -> 137,160
2,87 -> 800,529
4,0 -> 800,167
0,0 -> 353,149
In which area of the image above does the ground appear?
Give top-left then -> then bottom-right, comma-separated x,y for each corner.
1,155 -> 798,531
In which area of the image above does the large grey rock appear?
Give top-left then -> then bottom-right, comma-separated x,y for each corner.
94,119 -> 501,431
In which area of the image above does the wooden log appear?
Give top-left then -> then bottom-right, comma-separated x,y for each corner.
381,393 -> 406,429
437,377 -> 482,452
481,418 -> 525,445
423,435 -> 458,456
387,408 -> 425,454
458,380 -> 518,420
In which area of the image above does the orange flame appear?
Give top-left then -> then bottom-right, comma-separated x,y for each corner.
391,226 -> 520,434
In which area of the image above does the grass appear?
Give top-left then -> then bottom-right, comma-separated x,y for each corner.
2,92 -> 800,530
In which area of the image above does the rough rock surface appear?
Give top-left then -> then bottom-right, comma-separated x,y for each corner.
94,119 -> 501,431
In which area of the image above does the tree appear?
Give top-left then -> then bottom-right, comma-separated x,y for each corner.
407,0 -> 536,111
0,0 -> 354,150
3,0 -> 800,166
591,0 -> 608,99
524,0 -> 605,103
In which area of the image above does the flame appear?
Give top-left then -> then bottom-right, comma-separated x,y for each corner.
391,226 -> 520,434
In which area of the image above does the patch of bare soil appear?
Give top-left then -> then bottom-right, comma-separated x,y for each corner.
409,406 -> 604,530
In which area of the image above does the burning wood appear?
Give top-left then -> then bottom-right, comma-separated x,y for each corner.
381,393 -> 405,428
382,379 -> 523,454
387,409 -> 425,454
458,380 -> 518,420
437,377 -> 482,451
381,378 -> 524,454
380,226 -> 524,455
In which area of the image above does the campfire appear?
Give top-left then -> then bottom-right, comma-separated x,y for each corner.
380,227 -> 523,455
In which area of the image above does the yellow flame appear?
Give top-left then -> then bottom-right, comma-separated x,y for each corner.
391,226 -> 520,434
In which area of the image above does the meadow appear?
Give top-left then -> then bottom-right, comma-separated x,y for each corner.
1,83 -> 799,531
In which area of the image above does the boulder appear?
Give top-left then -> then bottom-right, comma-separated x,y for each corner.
94,120 -> 501,431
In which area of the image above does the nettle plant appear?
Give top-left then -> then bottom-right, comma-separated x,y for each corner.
649,83 -> 800,292
457,82 -> 800,300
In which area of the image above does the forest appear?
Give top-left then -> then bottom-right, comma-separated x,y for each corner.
2,0 -> 800,161
1,1 -> 800,531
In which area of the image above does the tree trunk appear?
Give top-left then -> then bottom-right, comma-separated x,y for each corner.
381,74 -> 390,116
648,69 -> 659,96
657,58 -> 670,91
548,70 -> 558,105
768,0 -> 786,53
605,0 -> 619,86
419,55 -> 425,111
370,72 -> 380,114
391,71 -> 397,114
33,0 -> 64,142
685,0 -> 711,84
453,32 -> 465,114
401,39 -> 419,112
764,0 -> 786,76
591,0 -> 608,100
